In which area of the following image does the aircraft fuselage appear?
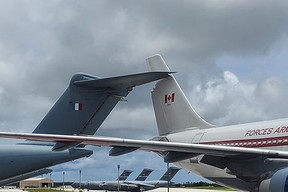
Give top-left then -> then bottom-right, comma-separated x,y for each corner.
0,144 -> 92,182
167,118 -> 288,191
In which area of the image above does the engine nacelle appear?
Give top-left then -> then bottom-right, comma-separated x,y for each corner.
259,168 -> 288,192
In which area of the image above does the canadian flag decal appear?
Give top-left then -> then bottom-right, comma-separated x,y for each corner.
165,93 -> 175,104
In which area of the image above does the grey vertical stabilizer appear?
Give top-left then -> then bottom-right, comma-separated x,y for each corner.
32,71 -> 171,150
117,170 -> 133,181
33,72 -> 171,136
159,167 -> 180,181
135,168 -> 154,181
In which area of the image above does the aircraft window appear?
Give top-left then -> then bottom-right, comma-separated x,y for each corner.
262,141 -> 267,144
284,139 -> 288,143
278,140 -> 283,143
253,142 -> 257,145
268,140 -> 272,144
257,141 -> 261,145
248,142 -> 252,145
272,140 -> 277,143
235,143 -> 238,146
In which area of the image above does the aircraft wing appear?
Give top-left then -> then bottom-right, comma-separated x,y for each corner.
0,132 -> 288,159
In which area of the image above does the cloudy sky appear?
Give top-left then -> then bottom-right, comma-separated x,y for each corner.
1,0 -> 288,183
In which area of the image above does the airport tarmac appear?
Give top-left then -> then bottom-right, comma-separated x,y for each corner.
76,190 -> 234,192
69,187 -> 236,192
0,188 -> 237,192
148,188 -> 236,192
73,187 -> 237,192
89,189 -> 236,192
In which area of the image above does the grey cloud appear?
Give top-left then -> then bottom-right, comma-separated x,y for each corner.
189,70 -> 288,126
1,0 -> 288,183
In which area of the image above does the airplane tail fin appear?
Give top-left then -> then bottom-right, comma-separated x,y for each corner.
147,54 -> 214,136
135,168 -> 154,181
117,170 -> 133,181
32,71 -> 171,150
159,167 -> 180,181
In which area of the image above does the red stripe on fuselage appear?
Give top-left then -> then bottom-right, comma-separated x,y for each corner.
201,135 -> 288,148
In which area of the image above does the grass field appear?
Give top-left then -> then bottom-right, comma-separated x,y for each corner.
190,186 -> 235,191
24,189 -> 64,192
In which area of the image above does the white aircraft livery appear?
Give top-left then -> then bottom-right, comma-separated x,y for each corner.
1,55 -> 288,192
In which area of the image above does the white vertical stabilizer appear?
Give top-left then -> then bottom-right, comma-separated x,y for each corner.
147,54 -> 214,136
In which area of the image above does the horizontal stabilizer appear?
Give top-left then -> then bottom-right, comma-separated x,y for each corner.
74,72 -> 174,89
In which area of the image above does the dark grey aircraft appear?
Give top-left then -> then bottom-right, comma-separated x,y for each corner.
72,168 -> 153,190
117,170 -> 134,181
0,71 -> 170,186
99,167 -> 179,192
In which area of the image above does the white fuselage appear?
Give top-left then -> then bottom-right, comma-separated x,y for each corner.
166,118 -> 288,190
